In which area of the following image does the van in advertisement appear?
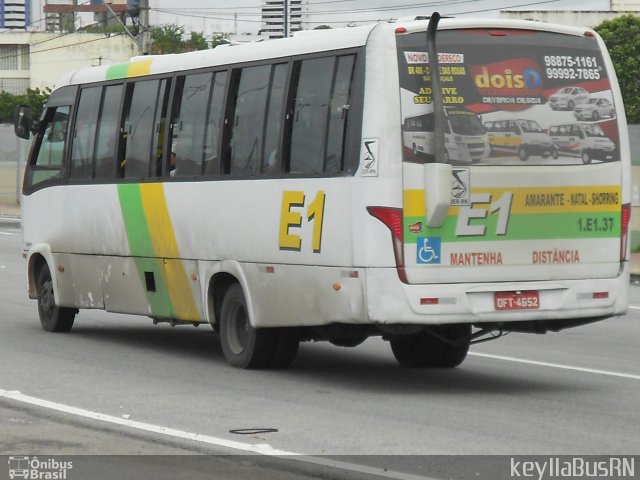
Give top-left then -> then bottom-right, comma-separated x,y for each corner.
549,122 -> 617,163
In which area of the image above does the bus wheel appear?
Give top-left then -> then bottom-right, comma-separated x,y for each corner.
592,111 -> 599,121
220,284 -> 271,368
518,147 -> 529,161
552,148 -> 559,159
581,150 -> 592,164
36,263 -> 75,332
390,324 -> 471,368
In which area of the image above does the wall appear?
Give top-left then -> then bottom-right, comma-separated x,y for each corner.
29,32 -> 137,89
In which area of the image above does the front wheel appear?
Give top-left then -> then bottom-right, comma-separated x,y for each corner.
581,150 -> 592,164
36,263 -> 76,332
518,147 -> 529,161
390,324 -> 471,368
219,284 -> 298,369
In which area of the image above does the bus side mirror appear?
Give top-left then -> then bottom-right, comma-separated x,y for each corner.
13,105 -> 33,140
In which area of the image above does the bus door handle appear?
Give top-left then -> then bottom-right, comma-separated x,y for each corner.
424,163 -> 453,228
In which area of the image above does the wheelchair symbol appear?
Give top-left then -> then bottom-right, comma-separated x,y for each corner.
417,237 -> 441,264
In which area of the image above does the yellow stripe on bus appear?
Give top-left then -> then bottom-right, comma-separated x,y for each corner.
139,183 -> 201,321
128,59 -> 153,77
404,185 -> 621,217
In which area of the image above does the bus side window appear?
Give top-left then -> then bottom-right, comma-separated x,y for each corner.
119,79 -> 163,180
70,86 -> 101,181
169,72 -> 212,177
325,54 -> 355,174
227,65 -> 271,176
25,105 -> 71,190
203,71 -> 227,175
289,56 -> 335,174
153,78 -> 172,177
94,84 -> 123,180
262,63 -> 288,174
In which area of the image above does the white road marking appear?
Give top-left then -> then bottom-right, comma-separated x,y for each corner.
628,306 -> 640,310
0,389 -> 435,480
0,231 -> 18,236
470,352 -> 640,381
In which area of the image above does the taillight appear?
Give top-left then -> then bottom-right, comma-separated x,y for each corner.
367,206 -> 407,283
621,203 -> 631,263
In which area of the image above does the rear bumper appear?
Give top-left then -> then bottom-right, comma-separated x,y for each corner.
365,264 -> 629,325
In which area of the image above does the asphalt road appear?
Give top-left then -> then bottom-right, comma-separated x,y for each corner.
0,226 -> 638,479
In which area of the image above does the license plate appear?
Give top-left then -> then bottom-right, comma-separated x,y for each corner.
494,291 -> 540,311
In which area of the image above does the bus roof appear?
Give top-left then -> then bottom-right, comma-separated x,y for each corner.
54,17 -> 598,89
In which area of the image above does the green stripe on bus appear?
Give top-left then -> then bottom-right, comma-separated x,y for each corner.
117,184 -> 154,257
404,212 -> 621,243
117,184 -> 174,318
106,63 -> 130,80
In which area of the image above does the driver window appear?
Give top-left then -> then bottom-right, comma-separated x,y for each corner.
27,106 -> 71,188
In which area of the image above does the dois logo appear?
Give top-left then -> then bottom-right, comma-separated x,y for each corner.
471,59 -> 542,96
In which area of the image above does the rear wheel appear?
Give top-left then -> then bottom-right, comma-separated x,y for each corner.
219,284 -> 298,369
390,324 -> 471,368
36,263 -> 76,332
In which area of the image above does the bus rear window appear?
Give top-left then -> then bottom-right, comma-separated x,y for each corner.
396,29 -> 620,166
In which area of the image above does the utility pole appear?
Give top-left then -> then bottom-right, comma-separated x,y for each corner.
138,0 -> 150,54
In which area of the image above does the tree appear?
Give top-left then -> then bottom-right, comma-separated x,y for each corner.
594,14 -> 640,123
0,88 -> 50,124
150,24 -> 186,54
187,31 -> 209,51
210,33 -> 230,49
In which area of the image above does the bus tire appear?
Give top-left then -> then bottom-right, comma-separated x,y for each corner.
36,263 -> 75,333
220,284 -> 274,369
390,324 -> 471,368
581,150 -> 592,164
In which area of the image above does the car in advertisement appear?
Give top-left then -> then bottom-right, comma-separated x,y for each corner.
573,97 -> 616,121
548,86 -> 590,110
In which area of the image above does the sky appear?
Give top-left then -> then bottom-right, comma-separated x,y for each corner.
149,0 -> 612,35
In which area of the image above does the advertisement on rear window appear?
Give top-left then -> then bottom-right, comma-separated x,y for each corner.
397,29 -> 619,166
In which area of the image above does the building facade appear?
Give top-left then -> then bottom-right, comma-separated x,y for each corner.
0,0 -> 30,29
0,31 -> 136,94
260,0 -> 309,39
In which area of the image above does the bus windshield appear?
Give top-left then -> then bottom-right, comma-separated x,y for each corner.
447,110 -> 485,135
583,124 -> 607,137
